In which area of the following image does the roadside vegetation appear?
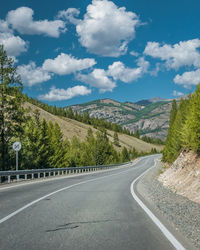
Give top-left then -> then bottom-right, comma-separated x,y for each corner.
163,83 -> 200,163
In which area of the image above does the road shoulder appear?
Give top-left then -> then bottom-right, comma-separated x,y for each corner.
135,159 -> 199,250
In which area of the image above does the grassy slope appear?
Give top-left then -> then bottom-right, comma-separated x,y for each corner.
25,102 -> 164,153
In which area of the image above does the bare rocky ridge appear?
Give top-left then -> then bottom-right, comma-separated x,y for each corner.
159,151 -> 200,204
70,98 -> 173,140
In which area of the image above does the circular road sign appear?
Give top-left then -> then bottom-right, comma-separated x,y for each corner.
12,142 -> 22,152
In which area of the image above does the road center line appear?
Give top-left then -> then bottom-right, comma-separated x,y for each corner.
130,159 -> 186,250
0,160 -> 142,225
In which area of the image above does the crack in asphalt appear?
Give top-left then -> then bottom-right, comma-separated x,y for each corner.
46,219 -> 118,232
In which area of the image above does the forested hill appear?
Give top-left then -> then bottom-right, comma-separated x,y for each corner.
160,84 -> 200,204
25,101 -> 163,153
2,100 -> 163,171
163,83 -> 200,163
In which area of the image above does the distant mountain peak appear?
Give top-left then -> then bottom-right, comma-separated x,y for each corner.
148,97 -> 166,103
135,97 -> 167,106
100,98 -> 121,106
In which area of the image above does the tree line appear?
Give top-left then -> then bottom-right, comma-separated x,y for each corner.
163,83 -> 200,163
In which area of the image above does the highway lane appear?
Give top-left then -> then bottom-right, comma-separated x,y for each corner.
0,155 -> 182,250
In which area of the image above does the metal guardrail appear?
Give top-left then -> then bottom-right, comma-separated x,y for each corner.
0,162 -> 130,184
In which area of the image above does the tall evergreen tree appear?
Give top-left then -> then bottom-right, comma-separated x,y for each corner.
121,147 -> 130,162
113,132 -> 120,147
182,84 -> 200,152
162,100 -> 177,162
0,45 -> 25,171
48,122 -> 67,168
94,129 -> 112,165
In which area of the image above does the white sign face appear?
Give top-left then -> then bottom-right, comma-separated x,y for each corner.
12,142 -> 22,152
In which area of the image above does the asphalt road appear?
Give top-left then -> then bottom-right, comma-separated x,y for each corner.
0,155 -> 183,250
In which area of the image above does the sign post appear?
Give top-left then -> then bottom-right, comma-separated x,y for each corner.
12,142 -> 22,171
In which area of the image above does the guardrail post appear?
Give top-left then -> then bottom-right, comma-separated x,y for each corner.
53,172 -> 55,177
25,174 -> 27,180
62,171 -> 64,175
32,173 -> 34,179
38,173 -> 40,179
43,172 -> 45,178
17,175 -> 19,182
49,172 -> 50,177
8,175 -> 11,183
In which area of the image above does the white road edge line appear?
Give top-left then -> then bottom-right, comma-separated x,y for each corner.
0,160 -> 141,225
130,159 -> 186,250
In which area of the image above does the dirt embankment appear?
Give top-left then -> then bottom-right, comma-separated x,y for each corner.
159,151 -> 200,204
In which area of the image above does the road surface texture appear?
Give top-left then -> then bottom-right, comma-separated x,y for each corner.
0,155 -> 190,250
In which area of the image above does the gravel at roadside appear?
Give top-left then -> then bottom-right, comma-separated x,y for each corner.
137,160 -> 200,249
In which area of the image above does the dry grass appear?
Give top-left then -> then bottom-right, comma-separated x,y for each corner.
25,102 -> 164,153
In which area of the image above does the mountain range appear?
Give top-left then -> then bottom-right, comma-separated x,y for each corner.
69,97 -> 176,141
25,102 -> 163,153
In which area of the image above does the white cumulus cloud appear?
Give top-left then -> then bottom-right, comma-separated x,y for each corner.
174,69 -> 200,88
173,90 -> 184,97
130,50 -> 139,57
107,57 -> 149,82
17,62 -> 51,86
144,39 -> 200,70
77,69 -> 116,93
39,85 -> 91,101
42,53 -> 96,75
57,8 -> 80,25
74,0 -> 140,57
0,32 -> 28,57
0,19 -> 12,33
6,7 -> 66,37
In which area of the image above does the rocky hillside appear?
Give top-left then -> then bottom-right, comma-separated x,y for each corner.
159,151 -> 200,204
69,98 -> 174,140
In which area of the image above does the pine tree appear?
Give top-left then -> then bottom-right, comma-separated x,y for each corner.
21,117 -> 38,169
169,98 -> 189,160
162,100 -> 177,162
67,136 -> 82,167
48,122 -> 68,168
0,45 -> 25,171
121,147 -> 130,162
182,84 -> 200,152
134,130 -> 140,139
94,129 -> 112,165
83,128 -> 96,166
113,132 -> 120,147
35,119 -> 51,168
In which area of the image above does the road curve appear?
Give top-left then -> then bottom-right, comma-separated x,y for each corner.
0,155 -> 183,250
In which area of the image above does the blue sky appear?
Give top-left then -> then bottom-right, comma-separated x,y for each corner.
1,0 -> 200,106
